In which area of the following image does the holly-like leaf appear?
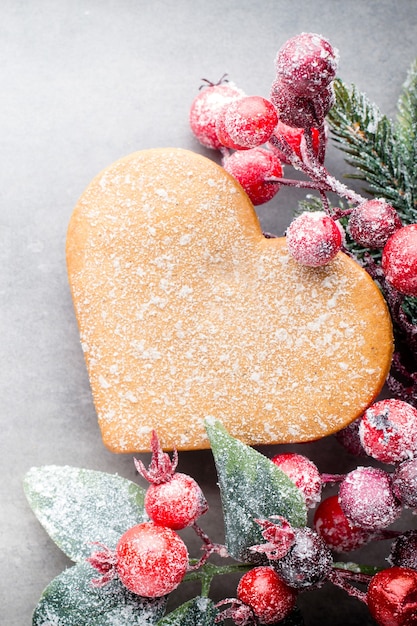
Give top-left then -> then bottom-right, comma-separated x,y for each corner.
32,561 -> 166,626
24,465 -> 147,562
157,596 -> 221,626
205,418 -> 307,563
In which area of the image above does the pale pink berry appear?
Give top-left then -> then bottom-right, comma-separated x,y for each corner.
338,466 -> 402,530
286,211 -> 342,266
216,95 -> 278,149
223,147 -> 283,205
189,81 -> 244,149
359,398 -> 417,464
382,224 -> 417,296
392,459 -> 417,509
271,452 -> 322,508
348,199 -> 402,248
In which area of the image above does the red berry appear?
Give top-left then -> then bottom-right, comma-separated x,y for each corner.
367,566 -> 417,626
189,81 -> 244,149
348,199 -> 402,248
135,431 -> 208,530
237,566 -> 297,624
359,399 -> 417,464
270,120 -> 322,164
338,466 -> 401,530
275,33 -> 339,98
144,472 -> 208,529
271,452 -> 322,508
286,211 -> 342,266
314,495 -> 373,552
382,224 -> 417,296
389,531 -> 417,570
275,527 -> 333,589
392,459 -> 417,509
223,147 -> 283,205
270,81 -> 335,128
216,95 -> 278,149
116,522 -> 188,597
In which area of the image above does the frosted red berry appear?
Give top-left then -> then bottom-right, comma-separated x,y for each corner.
275,32 -> 339,98
286,211 -> 342,266
348,199 -> 402,248
338,466 -> 401,530
392,459 -> 417,509
223,147 -> 283,205
271,452 -> 322,508
382,224 -> 417,296
270,81 -> 335,129
274,527 -> 333,589
359,398 -> 417,464
144,472 -> 208,529
116,522 -> 188,597
237,566 -> 297,624
313,495 -> 373,552
389,531 -> 417,570
367,566 -> 417,626
189,81 -> 244,149
216,95 -> 278,149
135,431 -> 208,529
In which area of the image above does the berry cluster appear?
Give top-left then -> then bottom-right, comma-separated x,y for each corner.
189,33 -> 415,291
85,416 -> 417,626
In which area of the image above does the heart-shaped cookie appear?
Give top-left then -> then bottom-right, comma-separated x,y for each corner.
67,148 -> 393,452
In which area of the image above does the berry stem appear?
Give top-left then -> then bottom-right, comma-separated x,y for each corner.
183,562 -> 252,597
320,472 -> 346,484
327,568 -> 368,604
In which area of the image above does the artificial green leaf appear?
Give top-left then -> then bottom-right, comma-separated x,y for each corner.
205,418 -> 307,563
157,597 -> 221,626
24,465 -> 147,562
32,561 -> 166,626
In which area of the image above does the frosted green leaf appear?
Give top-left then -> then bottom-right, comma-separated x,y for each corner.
32,561 -> 166,626
24,465 -> 147,562
157,597 -> 221,626
205,418 -> 307,562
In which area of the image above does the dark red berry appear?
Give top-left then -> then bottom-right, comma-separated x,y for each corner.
348,199 -> 402,248
314,495 -> 373,552
271,452 -> 322,508
389,531 -> 417,570
338,466 -> 401,530
189,81 -> 244,149
274,527 -> 333,589
334,418 -> 367,457
382,224 -> 417,297
359,399 -> 417,464
270,81 -> 334,128
392,459 -> 417,509
216,95 -> 278,149
286,211 -> 342,266
275,33 -> 339,98
237,566 -> 297,624
116,522 -> 188,597
223,147 -> 283,205
367,566 -> 417,626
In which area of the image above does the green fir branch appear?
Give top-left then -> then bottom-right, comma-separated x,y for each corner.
327,66 -> 417,223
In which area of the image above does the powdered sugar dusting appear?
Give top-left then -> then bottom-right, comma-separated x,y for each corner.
67,148 -> 393,452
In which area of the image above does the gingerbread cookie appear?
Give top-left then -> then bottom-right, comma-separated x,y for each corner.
66,148 -> 393,452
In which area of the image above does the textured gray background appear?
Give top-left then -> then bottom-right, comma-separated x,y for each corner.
2,1 -> 417,624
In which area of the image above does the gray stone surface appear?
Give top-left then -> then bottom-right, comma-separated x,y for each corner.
2,1 -> 417,624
